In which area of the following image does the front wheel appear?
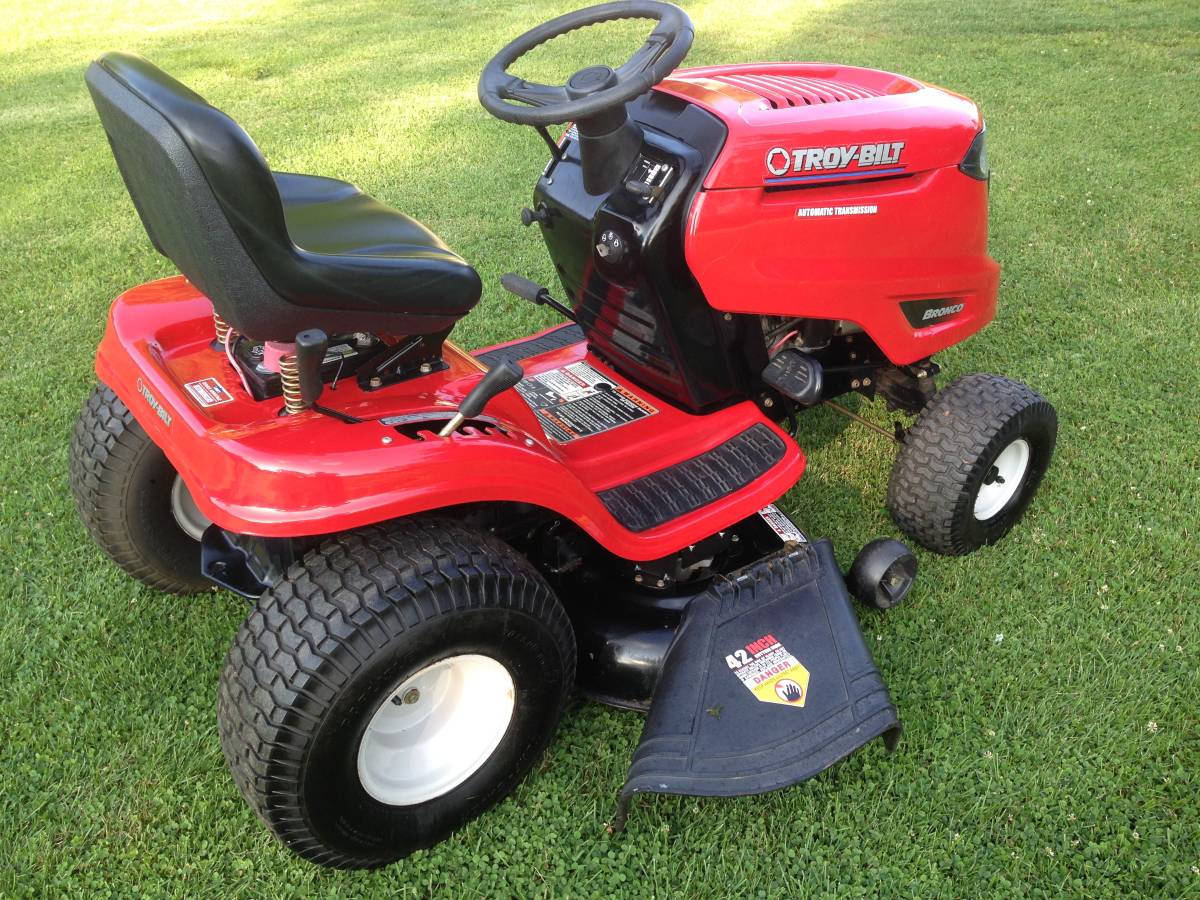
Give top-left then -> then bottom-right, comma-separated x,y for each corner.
887,374 -> 1057,555
217,519 -> 576,869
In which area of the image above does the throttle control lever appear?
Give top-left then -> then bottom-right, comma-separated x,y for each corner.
500,273 -> 577,323
438,359 -> 524,438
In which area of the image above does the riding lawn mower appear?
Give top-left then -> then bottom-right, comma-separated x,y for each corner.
69,1 -> 1057,869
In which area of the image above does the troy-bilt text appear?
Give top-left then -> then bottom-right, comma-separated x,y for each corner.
766,142 -> 905,176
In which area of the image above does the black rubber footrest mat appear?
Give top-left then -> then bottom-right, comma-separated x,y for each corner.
615,540 -> 900,828
599,424 -> 786,532
473,323 -> 584,367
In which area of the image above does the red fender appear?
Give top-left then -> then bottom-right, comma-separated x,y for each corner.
96,277 -> 803,561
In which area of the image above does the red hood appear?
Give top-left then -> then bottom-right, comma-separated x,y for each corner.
655,63 -> 982,190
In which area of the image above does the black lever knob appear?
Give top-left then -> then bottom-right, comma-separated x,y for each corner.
500,272 -> 549,304
623,178 -> 663,202
520,205 -> 548,227
461,360 -> 523,418
439,360 -> 524,437
500,273 -> 579,324
294,328 -> 328,407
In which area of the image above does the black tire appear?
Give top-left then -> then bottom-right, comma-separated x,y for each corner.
887,374 -> 1057,555
217,519 -> 576,869
69,384 -> 210,593
847,538 -> 917,610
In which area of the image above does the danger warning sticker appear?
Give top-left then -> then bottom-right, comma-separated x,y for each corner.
516,362 -> 656,443
183,377 -> 233,408
725,633 -> 811,707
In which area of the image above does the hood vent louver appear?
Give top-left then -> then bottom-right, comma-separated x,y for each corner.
711,73 -> 884,108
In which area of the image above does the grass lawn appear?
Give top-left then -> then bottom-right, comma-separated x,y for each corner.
2,0 -> 1198,894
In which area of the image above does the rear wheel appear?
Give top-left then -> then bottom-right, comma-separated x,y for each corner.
887,374 -> 1057,555
69,384 -> 211,593
217,519 -> 576,869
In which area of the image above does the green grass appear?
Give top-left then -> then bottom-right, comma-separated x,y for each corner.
2,0 -> 1198,894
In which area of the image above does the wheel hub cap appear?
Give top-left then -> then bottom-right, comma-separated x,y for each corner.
170,475 -> 211,541
357,654 -> 515,806
973,438 -> 1031,520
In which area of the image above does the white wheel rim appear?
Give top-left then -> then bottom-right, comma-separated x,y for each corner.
170,475 -> 211,540
357,654 -> 515,806
973,438 -> 1031,520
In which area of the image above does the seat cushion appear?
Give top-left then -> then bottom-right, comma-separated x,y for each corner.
274,173 -> 482,316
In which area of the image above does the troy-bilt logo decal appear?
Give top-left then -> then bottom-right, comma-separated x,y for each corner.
136,378 -> 172,428
765,142 -> 905,183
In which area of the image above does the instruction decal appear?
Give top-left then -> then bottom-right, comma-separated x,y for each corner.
184,377 -> 233,408
725,633 -> 811,707
516,362 -> 656,443
757,504 -> 807,544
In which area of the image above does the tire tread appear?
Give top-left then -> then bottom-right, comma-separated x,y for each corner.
69,384 -> 205,592
887,373 -> 1056,555
217,518 -> 575,869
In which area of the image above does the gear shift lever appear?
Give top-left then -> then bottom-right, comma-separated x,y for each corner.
438,360 -> 524,437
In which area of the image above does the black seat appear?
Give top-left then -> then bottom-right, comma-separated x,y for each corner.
85,52 -> 481,342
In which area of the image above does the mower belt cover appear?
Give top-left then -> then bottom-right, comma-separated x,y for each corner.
615,540 -> 900,828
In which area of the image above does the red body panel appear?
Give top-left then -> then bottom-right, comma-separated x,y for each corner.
658,64 -> 998,364
96,277 -> 803,559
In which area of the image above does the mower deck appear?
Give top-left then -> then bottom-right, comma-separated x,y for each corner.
96,277 -> 803,559
616,539 -> 901,827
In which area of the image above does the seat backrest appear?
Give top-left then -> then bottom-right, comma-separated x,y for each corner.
85,53 -> 291,335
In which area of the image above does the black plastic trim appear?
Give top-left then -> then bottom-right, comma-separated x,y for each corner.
899,297 -> 965,328
473,323 -> 585,367
533,91 -> 758,414
959,126 -> 989,181
599,424 -> 786,532
200,526 -> 300,598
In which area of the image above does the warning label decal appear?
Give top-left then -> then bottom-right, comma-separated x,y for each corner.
184,377 -> 233,408
516,362 -> 656,443
757,504 -> 808,544
725,633 -> 811,707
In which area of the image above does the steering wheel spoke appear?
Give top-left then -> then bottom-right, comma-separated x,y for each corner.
501,76 -> 568,108
615,33 -> 670,79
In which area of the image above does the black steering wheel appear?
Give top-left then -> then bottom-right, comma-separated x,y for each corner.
478,1 -> 694,128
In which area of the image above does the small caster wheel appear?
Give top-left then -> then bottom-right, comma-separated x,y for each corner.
847,538 -> 918,610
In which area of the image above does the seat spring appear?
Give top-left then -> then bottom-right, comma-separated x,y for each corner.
213,312 -> 232,344
279,354 -> 305,414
